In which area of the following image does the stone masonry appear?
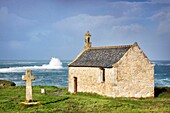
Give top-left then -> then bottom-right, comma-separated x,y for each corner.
68,32 -> 154,98
22,69 -> 35,102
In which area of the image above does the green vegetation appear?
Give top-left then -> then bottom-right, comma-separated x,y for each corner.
0,86 -> 169,113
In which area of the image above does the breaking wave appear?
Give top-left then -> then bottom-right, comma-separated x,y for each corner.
0,58 -> 62,73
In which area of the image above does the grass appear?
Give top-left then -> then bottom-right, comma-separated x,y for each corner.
0,86 -> 169,113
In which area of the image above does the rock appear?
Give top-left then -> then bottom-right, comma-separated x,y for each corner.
154,87 -> 170,97
0,80 -> 16,87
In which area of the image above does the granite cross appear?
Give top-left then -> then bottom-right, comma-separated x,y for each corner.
22,69 -> 35,102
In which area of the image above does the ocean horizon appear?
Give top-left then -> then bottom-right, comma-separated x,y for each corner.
0,58 -> 169,87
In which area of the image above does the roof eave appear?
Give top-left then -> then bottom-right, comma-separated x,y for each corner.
68,65 -> 112,68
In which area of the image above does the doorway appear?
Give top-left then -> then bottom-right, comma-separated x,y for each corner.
74,77 -> 77,93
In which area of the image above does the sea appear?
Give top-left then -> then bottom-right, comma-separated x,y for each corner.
0,58 -> 169,87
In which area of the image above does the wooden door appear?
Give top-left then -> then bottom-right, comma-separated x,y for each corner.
74,77 -> 77,93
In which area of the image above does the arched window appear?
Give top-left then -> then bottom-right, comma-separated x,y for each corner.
88,37 -> 90,43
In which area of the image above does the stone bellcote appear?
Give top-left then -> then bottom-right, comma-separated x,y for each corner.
84,31 -> 92,50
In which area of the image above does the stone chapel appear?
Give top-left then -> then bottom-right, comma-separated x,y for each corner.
68,31 -> 155,98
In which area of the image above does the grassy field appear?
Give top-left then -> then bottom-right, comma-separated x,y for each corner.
0,86 -> 169,113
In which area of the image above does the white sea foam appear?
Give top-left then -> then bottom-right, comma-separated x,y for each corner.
155,73 -> 169,76
14,62 -> 37,64
155,78 -> 170,87
151,61 -> 170,66
0,57 -> 62,73
156,64 -> 170,66
0,61 -> 37,65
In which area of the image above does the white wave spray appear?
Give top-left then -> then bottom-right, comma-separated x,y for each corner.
0,57 -> 62,73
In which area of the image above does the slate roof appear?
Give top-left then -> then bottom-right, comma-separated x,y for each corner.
69,45 -> 132,68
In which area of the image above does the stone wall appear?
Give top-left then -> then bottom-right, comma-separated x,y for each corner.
68,44 -> 154,98
113,44 -> 155,98
69,67 -> 104,94
68,67 -> 118,97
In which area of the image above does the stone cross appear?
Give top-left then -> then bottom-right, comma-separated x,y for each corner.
22,69 -> 35,102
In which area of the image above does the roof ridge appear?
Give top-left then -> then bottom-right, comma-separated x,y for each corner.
90,45 -> 132,49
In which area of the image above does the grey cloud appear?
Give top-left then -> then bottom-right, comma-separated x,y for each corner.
55,14 -> 144,38
150,0 -> 170,4
0,7 -> 36,27
0,6 -> 36,41
111,24 -> 144,34
150,7 -> 170,36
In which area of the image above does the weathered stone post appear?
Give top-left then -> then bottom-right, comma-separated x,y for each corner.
41,89 -> 46,94
22,69 -> 35,102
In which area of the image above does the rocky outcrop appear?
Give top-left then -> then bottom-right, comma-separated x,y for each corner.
0,80 -> 16,87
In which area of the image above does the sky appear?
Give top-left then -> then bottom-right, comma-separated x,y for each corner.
0,0 -> 170,60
